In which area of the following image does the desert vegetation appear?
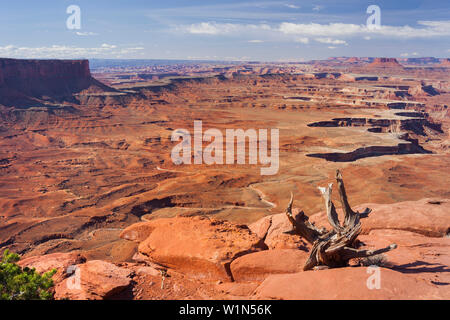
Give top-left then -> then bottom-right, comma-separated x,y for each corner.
0,249 -> 56,300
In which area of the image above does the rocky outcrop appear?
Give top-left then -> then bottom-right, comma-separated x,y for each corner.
248,211 -> 309,250
0,58 -> 114,107
121,216 -> 265,280
310,198 -> 450,237
408,83 -> 440,97
17,253 -> 132,299
358,229 -> 450,285
15,202 -> 449,300
119,221 -> 156,242
307,142 -> 431,162
18,252 -> 86,283
398,57 -> 441,66
307,116 -> 442,136
253,267 -> 444,299
306,115 -> 443,161
230,249 -> 309,282
54,260 -> 132,300
367,58 -> 404,69
0,59 -> 90,85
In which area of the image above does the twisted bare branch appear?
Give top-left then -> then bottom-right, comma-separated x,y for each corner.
284,193 -> 323,244
341,244 -> 398,260
318,183 -> 343,233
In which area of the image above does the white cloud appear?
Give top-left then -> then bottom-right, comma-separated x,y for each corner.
0,44 -> 143,59
327,46 -> 337,49
183,22 -> 239,35
279,21 -> 450,38
248,39 -> 264,43
401,52 -> 420,57
314,37 -> 347,45
418,20 -> 450,29
284,4 -> 300,9
75,31 -> 98,36
101,43 -> 117,49
178,20 -> 450,43
279,22 -> 359,36
295,37 -> 309,44
179,22 -> 272,35
312,5 -> 323,11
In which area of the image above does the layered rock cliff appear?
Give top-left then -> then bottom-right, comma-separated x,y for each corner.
0,58 -> 114,107
367,57 -> 404,69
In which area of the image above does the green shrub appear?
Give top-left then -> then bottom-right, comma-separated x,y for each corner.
0,249 -> 56,300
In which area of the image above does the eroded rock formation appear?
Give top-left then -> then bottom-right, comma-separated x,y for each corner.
15,193 -> 450,300
367,58 -> 404,69
0,58 -> 114,107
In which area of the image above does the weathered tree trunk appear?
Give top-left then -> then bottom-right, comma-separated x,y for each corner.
285,170 -> 397,271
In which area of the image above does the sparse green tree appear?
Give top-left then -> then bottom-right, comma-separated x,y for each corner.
0,249 -> 56,300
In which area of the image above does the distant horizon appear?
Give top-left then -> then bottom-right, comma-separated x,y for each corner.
0,55 -> 448,64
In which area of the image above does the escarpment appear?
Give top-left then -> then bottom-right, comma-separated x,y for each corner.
0,58 -> 115,107
305,109 -> 446,162
307,116 -> 443,136
367,58 -> 404,69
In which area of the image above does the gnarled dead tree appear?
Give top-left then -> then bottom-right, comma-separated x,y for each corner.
286,170 -> 397,271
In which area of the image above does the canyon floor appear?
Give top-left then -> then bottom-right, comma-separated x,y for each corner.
1,62 -> 449,299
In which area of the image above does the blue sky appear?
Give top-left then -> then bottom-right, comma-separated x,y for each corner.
0,0 -> 449,61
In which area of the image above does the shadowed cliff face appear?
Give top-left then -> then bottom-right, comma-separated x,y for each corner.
0,58 -> 113,107
0,59 -> 90,82
307,143 -> 432,162
306,115 -> 443,161
307,116 -> 443,136
367,58 -> 404,69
